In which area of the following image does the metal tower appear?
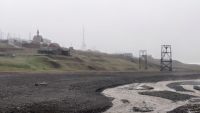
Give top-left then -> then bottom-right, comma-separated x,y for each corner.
160,45 -> 172,71
139,50 -> 148,70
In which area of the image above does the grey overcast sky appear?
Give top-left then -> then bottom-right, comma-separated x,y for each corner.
0,0 -> 200,63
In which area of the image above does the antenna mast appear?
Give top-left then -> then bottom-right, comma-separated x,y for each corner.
82,25 -> 86,50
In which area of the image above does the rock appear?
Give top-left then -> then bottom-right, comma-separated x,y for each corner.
189,98 -> 200,103
121,99 -> 130,104
135,85 -> 154,90
141,85 -> 154,90
16,107 -> 20,110
194,86 -> 200,91
35,82 -> 48,86
133,107 -> 154,112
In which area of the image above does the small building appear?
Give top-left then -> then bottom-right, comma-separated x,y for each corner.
38,43 -> 72,56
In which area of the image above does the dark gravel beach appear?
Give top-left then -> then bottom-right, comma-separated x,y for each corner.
0,71 -> 200,113
139,91 -> 196,101
168,104 -> 200,113
167,81 -> 200,92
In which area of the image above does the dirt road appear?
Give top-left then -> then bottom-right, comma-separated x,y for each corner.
0,71 -> 200,113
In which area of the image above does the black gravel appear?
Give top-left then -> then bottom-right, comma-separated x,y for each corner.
139,91 -> 196,101
194,85 -> 200,91
167,81 -> 200,92
168,104 -> 200,113
167,83 -> 193,92
0,71 -> 200,113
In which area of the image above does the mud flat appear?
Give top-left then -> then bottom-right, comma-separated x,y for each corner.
102,80 -> 200,113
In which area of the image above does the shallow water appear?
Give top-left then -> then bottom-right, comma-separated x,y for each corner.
102,80 -> 200,113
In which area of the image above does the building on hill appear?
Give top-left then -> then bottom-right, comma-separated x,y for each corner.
32,30 -> 43,44
22,30 -> 52,48
38,43 -> 72,56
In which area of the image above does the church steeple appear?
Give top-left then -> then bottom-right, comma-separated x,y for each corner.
37,30 -> 39,36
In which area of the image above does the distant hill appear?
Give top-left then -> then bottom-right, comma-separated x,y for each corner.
147,56 -> 200,71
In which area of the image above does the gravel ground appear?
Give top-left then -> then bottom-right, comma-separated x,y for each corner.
0,71 -> 200,113
168,104 -> 200,113
167,83 -> 193,92
167,81 -> 200,92
139,91 -> 196,101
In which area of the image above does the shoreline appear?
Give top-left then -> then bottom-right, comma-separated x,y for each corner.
1,72 -> 200,113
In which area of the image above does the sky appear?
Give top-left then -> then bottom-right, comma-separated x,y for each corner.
0,0 -> 200,63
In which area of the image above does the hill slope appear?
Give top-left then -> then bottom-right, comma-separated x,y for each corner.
0,49 -> 198,72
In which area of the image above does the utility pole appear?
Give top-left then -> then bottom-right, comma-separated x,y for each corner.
160,45 -> 172,71
139,50 -> 148,70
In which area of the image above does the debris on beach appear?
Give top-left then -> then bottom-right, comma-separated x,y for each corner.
132,106 -> 154,112
135,84 -> 154,90
35,81 -> 48,86
121,99 -> 130,104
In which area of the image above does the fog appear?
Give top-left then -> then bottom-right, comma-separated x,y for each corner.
0,0 -> 200,64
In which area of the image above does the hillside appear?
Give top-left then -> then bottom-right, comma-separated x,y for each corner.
0,48 -> 198,72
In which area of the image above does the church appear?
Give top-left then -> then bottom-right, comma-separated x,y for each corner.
32,30 -> 43,44
22,30 -> 51,48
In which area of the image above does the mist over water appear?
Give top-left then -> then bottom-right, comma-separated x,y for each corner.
0,0 -> 200,64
